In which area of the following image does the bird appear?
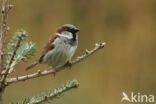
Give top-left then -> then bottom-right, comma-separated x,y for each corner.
25,24 -> 80,71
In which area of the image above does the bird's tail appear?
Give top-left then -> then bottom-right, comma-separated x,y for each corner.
25,61 -> 40,71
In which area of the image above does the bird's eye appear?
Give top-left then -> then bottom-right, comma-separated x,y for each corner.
66,28 -> 73,32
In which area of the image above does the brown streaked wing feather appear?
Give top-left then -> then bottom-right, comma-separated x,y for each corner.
39,35 -> 59,62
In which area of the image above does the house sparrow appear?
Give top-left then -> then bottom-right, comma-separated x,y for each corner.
25,24 -> 79,70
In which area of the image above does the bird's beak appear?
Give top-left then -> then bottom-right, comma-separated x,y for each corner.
75,28 -> 80,32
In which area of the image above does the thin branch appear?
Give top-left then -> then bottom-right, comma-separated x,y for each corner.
6,42 -> 106,85
13,80 -> 79,104
0,0 -> 13,71
0,1 -> 13,103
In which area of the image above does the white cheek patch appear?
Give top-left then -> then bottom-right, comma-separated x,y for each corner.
58,32 -> 73,39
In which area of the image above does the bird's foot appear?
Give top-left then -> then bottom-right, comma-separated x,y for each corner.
53,68 -> 57,77
66,61 -> 72,69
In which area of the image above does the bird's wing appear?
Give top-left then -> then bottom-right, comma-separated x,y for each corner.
39,34 -> 59,62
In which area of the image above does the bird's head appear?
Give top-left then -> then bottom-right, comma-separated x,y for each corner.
56,24 -> 80,40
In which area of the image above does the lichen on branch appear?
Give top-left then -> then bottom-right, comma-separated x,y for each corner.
0,29 -> 37,84
6,29 -> 37,73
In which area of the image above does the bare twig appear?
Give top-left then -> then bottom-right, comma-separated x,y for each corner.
0,1 -> 13,103
6,42 -> 106,85
0,0 -> 13,71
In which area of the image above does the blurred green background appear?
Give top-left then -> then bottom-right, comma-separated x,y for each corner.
1,0 -> 156,104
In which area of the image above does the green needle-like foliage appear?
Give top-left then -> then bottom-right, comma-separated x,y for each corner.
6,29 -> 37,72
11,80 -> 79,104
